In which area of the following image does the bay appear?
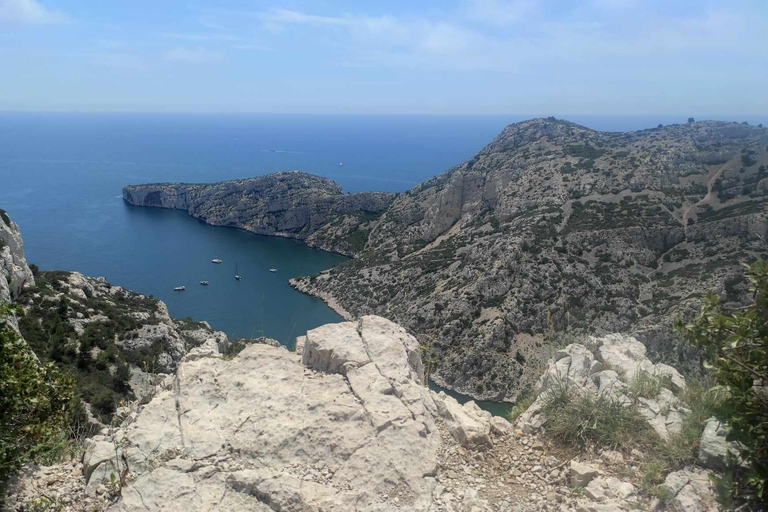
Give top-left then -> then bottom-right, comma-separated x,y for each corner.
2,112 -> 760,344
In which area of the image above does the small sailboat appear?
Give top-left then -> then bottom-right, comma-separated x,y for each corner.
199,280 -> 209,286
174,286 -> 186,291
212,258 -> 222,264
235,263 -> 242,281
269,268 -> 277,273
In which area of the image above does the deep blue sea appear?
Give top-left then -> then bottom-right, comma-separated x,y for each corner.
1,113 -> 764,345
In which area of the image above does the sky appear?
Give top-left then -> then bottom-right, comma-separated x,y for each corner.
0,0 -> 766,114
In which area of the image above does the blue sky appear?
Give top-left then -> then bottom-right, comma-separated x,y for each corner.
1,0 -> 766,114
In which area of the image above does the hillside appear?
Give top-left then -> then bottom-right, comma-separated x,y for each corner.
292,118 -> 768,401
123,171 -> 395,256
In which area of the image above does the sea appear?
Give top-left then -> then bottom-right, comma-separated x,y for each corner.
1,112 -> 764,410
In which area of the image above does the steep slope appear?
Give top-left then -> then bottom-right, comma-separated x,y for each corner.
0,208 -> 34,305
292,119 -> 768,401
123,170 -> 395,255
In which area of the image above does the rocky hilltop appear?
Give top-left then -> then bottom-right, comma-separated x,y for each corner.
123,171 -> 395,256
292,119 -> 768,400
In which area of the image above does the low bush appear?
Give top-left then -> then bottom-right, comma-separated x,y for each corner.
677,259 -> 768,504
0,305 -> 83,502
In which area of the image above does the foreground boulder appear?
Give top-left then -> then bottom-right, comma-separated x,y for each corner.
85,316 -> 447,512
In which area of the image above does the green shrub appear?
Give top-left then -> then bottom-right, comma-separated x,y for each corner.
677,259 -> 768,504
0,305 -> 80,501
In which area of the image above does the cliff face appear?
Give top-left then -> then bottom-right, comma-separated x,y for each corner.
292,119 -> 768,401
0,209 -> 34,304
0,210 -> 35,334
123,171 -> 395,255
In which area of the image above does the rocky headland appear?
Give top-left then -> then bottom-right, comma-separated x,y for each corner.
122,171 -> 395,256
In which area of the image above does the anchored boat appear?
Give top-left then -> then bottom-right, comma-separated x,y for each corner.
174,286 -> 186,291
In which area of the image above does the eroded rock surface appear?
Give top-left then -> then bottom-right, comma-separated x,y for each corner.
85,316 -> 444,512
0,210 -> 34,330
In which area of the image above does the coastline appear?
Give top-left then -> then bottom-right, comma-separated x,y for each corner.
288,277 -> 354,321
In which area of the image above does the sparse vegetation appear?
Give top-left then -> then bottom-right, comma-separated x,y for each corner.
0,305 -> 84,503
540,377 -> 650,450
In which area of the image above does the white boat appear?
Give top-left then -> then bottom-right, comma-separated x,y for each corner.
339,162 -> 344,166
269,268 -> 277,273
174,286 -> 186,291
235,263 -> 242,281
199,280 -> 209,286
212,259 -> 222,264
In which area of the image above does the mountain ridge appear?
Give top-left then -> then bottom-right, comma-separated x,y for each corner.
124,118 -> 768,401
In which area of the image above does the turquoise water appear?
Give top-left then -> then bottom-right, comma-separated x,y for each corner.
429,381 -> 513,418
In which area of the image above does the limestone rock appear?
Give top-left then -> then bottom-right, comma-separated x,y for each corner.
663,468 -> 719,512
698,418 -> 742,470
0,210 -> 34,331
489,415 -> 513,437
93,316 -> 441,512
516,334 -> 689,440
569,461 -> 600,488
433,393 -> 492,449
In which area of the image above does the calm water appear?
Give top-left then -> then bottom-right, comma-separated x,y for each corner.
2,112 -> 763,344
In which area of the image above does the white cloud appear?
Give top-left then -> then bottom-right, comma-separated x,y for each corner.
163,46 -> 223,64
258,9 -> 349,27
0,0 -> 66,25
214,2 -> 767,73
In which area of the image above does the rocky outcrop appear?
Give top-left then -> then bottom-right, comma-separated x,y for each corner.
0,209 -> 34,306
516,334 -> 688,440
292,119 -> 768,400
7,315 -> 723,512
123,171 -> 395,255
81,316 -> 441,511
